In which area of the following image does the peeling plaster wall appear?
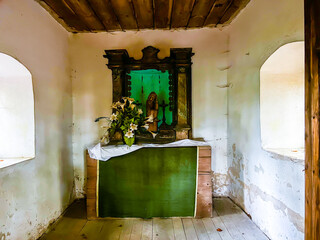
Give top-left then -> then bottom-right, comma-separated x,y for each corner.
226,0 -> 305,239
0,0 -> 74,239
69,29 -> 229,198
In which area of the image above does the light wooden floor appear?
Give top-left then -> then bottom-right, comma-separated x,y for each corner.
39,198 -> 269,240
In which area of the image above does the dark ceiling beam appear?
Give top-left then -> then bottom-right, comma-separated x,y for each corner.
87,0 -> 122,31
63,0 -> 105,31
218,0 -> 250,24
171,0 -> 195,28
42,0 -> 89,31
39,0 -> 251,32
109,0 -> 138,30
204,0 -> 231,27
169,0 -> 174,29
130,0 -> 140,30
189,0 -> 216,28
151,0 -> 155,29
154,0 -> 172,29
185,0 -> 197,29
132,0 -> 153,29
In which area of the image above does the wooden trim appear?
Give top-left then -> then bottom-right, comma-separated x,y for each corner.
86,152 -> 97,220
305,0 -> 320,238
196,146 -> 212,218
86,146 -> 212,219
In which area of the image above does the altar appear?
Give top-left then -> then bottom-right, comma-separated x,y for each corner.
86,142 -> 212,219
86,46 -> 212,219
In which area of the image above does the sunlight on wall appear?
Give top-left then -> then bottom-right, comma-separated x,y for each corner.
0,53 -> 35,162
260,41 -> 304,154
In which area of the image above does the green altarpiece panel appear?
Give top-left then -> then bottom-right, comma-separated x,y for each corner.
98,147 -> 197,218
129,69 -> 173,126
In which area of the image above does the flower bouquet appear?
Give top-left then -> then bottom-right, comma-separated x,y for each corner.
95,97 -> 150,147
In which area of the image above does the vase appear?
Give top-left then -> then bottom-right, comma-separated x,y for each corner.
123,135 -> 135,147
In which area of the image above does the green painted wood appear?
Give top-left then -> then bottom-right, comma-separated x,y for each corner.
129,69 -> 173,126
98,147 -> 197,218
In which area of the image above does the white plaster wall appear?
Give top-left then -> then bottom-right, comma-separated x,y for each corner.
260,42 -> 305,150
0,0 -> 74,239
226,0 -> 305,239
69,29 -> 229,197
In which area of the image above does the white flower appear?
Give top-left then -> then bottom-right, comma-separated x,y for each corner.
125,130 -> 134,138
138,109 -> 143,115
143,124 -> 149,130
145,114 -> 154,122
110,113 -> 118,121
130,123 -> 138,131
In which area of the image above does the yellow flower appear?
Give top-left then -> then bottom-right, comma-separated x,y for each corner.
111,101 -> 121,109
128,98 -> 135,104
138,109 -> 143,115
143,124 -> 149,130
148,131 -> 157,139
130,104 -> 136,110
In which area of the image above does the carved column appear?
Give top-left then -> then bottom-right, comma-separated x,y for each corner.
111,68 -> 124,102
171,48 -> 194,139
175,66 -> 191,139
103,49 -> 129,102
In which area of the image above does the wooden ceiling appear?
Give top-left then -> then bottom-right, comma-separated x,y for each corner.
36,0 -> 250,32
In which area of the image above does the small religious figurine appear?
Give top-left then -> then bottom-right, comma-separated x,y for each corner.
146,92 -> 159,132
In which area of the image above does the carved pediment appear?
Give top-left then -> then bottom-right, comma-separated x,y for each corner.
141,46 -> 160,63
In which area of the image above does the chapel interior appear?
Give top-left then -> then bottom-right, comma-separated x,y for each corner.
0,0 -> 312,239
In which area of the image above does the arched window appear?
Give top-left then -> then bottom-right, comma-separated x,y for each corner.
0,53 -> 35,168
260,42 -> 304,159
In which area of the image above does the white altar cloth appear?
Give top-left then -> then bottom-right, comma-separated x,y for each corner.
87,139 -> 210,161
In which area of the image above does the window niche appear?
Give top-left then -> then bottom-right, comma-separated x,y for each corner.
103,46 -> 194,142
0,53 -> 35,168
260,41 -> 305,160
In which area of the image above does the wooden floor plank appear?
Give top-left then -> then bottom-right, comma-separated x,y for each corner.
130,219 -> 144,240
141,219 -> 153,240
153,218 -> 174,240
213,201 -> 246,240
193,219 -> 210,240
172,218 -> 187,240
40,217 -> 87,240
214,199 -> 269,240
79,220 -> 104,240
98,219 -> 124,240
40,198 -> 269,240
182,218 -> 198,240
119,219 -> 134,240
211,210 -> 233,240
202,218 -> 222,240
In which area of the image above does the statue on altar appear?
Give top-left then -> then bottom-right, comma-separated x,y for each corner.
146,92 -> 159,132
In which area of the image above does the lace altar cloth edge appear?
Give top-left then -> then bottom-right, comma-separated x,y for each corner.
87,139 -> 210,161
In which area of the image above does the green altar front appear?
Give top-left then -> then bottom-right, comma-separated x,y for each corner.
98,147 -> 197,218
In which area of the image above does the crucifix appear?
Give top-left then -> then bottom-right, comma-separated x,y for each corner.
159,100 -> 169,129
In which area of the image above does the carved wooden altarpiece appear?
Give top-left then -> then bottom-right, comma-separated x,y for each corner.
103,46 -> 194,142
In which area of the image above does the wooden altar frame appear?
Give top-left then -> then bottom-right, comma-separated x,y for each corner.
103,46 -> 194,139
86,146 -> 212,219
